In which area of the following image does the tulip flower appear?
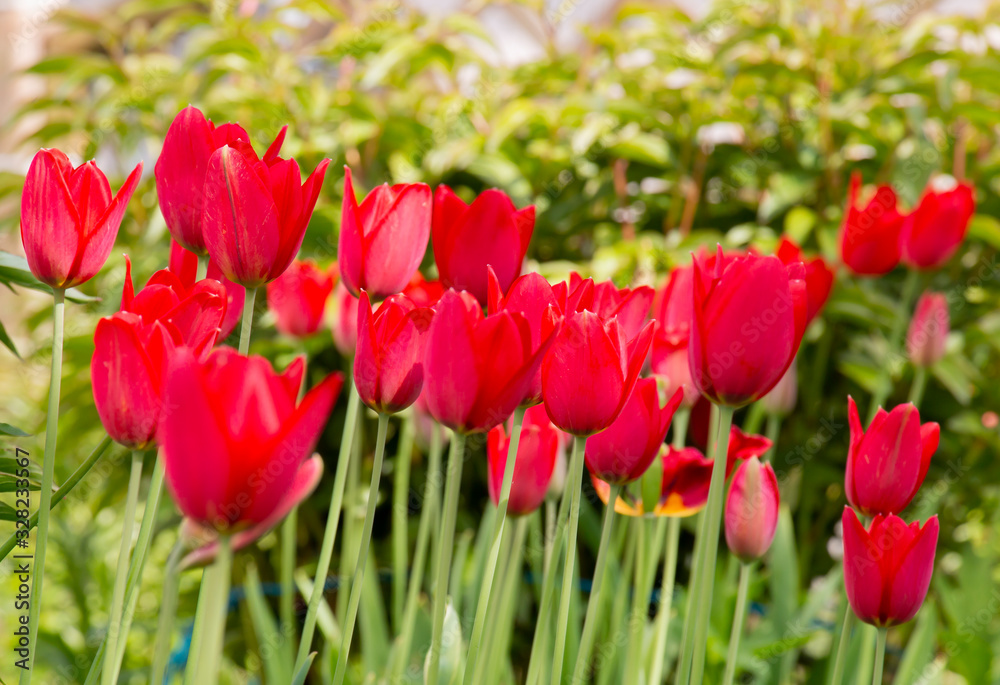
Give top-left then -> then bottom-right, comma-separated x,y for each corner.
840,172 -> 907,276
20,148 -> 142,289
92,258 -> 227,448
266,259 -> 335,338
203,127 -> 330,288
159,347 -> 342,530
402,271 -> 445,307
154,106 -> 251,254
169,239 -> 245,339
589,279 -> 655,339
725,425 -> 773,477
651,266 -> 698,407
724,457 -> 780,562
354,292 -> 433,414
907,292 -> 949,367
775,238 -> 834,324
592,444 -> 713,517
585,377 -> 683,484
542,311 -> 654,436
901,181 -> 975,270
845,396 -> 939,517
842,507 -> 939,627
331,281 -> 362,357
487,405 -> 564,517
338,166 -> 431,298
432,185 -> 534,304
689,247 -> 807,407
423,290 -> 556,433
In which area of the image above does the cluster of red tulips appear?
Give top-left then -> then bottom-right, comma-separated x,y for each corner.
14,104 -> 971,684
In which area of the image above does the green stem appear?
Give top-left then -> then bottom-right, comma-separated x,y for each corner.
764,413 -> 781,463
828,598 -> 855,685
483,516 -> 529,685
625,517 -> 667,685
544,498 -> 556,577
189,536 -> 232,684
621,517 -> 649,685
333,412 -> 390,684
572,481 -> 622,682
238,286 -> 257,355
647,516 -> 681,685
100,451 -> 144,685
872,628 -> 888,685
908,366 -> 928,407
392,415 -> 415,633
426,431 -> 468,685
0,435 -> 113,562
463,407 -> 527,684
721,563 -> 753,685
196,254 -> 209,281
390,423 -> 443,682
688,404 -> 736,684
279,508 -> 297,650
550,435 -> 587,683
868,269 -> 920,422
19,288 -> 64,685
293,381 -> 361,673
672,408 -> 690,449
151,542 -> 183,685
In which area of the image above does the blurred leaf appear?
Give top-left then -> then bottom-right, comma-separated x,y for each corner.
0,424 -> 30,437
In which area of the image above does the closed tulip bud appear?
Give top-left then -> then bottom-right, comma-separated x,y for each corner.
901,180 -> 975,270
542,311 -> 654,436
338,166 -> 432,298
423,290 -> 557,434
354,292 -> 433,414
168,239 -> 245,339
840,172 -> 906,276
266,259 -> 335,338
203,128 -> 330,287
585,378 -> 684,485
433,185 -> 534,305
92,257 -> 228,449
775,238 -> 834,324
724,457 -> 780,562
760,357 -> 798,416
155,106 -> 250,254
845,396 -> 939,517
591,444 -> 713,517
330,281 -> 362,357
159,348 -> 342,531
20,149 -> 142,289
689,246 -> 807,407
906,292 -> 949,368
487,405 -> 564,517
842,507 -> 939,627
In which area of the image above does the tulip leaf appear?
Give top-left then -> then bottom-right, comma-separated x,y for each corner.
290,653 -> 316,685
0,423 -> 30,437
894,600 -> 937,685
0,253 -> 100,303
244,562 -> 293,684
0,319 -> 19,359
0,501 -> 20,522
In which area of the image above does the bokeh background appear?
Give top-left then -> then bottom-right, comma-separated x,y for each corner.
2,0 -> 1000,682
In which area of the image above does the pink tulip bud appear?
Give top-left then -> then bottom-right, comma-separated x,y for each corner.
906,291 -> 949,367
724,457 -> 780,562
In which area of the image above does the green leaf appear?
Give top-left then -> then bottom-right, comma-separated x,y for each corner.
0,319 -> 20,359
290,653 -> 316,685
783,206 -> 817,244
894,601 -> 937,685
244,563 -> 292,684
0,423 -> 29,437
0,252 -> 100,303
607,133 -> 671,167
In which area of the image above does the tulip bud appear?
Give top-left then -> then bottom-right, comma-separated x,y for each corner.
724,457 -> 780,562
906,291 -> 949,367
487,405 -> 563,517
901,179 -> 975,270
266,260 -> 335,338
840,172 -> 906,276
760,357 -> 798,416
842,507 -> 938,627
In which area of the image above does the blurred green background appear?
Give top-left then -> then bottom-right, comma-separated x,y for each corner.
2,0 -> 1000,682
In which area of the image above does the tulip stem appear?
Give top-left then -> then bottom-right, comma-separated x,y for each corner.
672,408 -> 690,449
150,542 -> 183,685
187,535 -> 232,684
827,598 -> 854,685
196,254 -> 208,281
19,288 -> 64,685
463,406 -> 527,685
238,286 -> 257,355
100,451 -> 144,685
722,562 -> 753,685
688,404 -> 736,684
390,423 -> 443,682
481,515 -> 529,685
872,627 -> 888,685
908,366 -> 928,407
868,269 -> 920,422
392,414 -> 415,633
333,412 -> 390,685
279,507 -> 297,650
572,481 -> 622,682
647,516 -> 681,685
294,380 -> 362,674
426,430 -> 468,685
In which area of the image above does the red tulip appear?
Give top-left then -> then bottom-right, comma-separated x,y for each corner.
689,247 -> 807,407
588,280 -> 655,339
154,106 -> 250,254
842,507 -> 938,627
331,281 -> 362,357
542,311 -> 654,436
169,239 -> 245,339
432,185 -> 534,304
92,257 -> 227,449
725,425 -> 773,478
402,272 -> 446,308
423,289 -> 556,434
552,272 -> 595,314
584,378 -> 683,485
487,405 -> 564,517
338,166 -> 431,298
724,457 -> 780,562
266,259 -> 335,338
20,148 -> 142,289
591,444 -> 712,517
775,238 -> 834,324
203,127 -> 330,287
845,396 -> 939,517
159,347 -> 342,530
907,292 -> 949,367
354,292 -> 434,414
650,266 -> 698,408
901,181 -> 975,270
840,173 -> 906,276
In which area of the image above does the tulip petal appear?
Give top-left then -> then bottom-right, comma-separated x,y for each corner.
886,516 -> 938,625
20,149 -> 81,287
424,290 -> 481,430
92,316 -> 161,448
842,507 -> 885,626
76,162 -> 143,286
363,182 -> 432,297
